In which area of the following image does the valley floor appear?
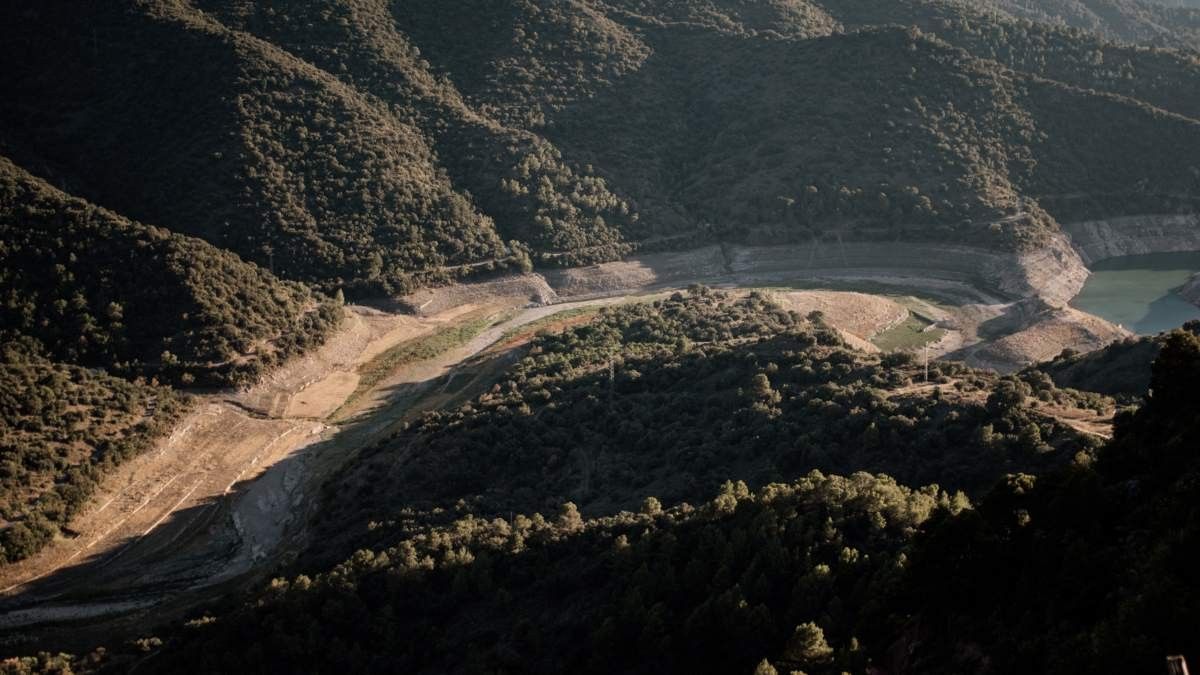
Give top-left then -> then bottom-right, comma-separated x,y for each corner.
0,244 -> 1150,652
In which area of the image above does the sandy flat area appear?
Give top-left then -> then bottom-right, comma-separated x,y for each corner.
772,290 -> 909,338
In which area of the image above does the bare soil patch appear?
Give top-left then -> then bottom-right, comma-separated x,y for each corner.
284,372 -> 361,419
966,306 -> 1129,371
771,290 -> 907,339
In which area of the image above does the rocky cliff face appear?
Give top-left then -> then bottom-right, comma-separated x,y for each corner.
724,237 -> 1088,306
1180,272 -> 1200,306
1062,214 -> 1200,264
1003,234 -> 1090,307
402,213 -> 1198,328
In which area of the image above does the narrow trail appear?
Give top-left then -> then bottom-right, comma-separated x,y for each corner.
1032,404 -> 1114,439
888,379 -> 1114,439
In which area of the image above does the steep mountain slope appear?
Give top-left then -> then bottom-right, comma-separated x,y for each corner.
4,0 -> 1199,290
0,156 -> 340,386
1017,75 -> 1200,220
385,0 -> 656,129
0,1 -> 509,294
383,1 -> 1200,244
194,0 -> 639,263
549,26 -> 1045,242
826,0 -> 1200,120
978,0 -> 1200,49
598,0 -> 842,37
548,23 -> 1200,240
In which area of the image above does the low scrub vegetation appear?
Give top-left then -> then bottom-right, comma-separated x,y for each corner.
0,353 -> 187,564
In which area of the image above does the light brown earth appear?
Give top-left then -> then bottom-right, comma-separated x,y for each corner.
230,307 -> 426,419
283,372 -> 359,419
1032,402 -> 1115,439
772,291 -> 909,339
959,305 -> 1130,372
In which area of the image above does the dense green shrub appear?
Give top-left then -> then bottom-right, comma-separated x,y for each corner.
0,158 -> 340,387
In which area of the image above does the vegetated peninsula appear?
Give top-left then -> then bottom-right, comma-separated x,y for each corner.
1,0 -> 1199,673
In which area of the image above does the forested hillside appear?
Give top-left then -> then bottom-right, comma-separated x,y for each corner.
192,0 -> 640,264
1032,319 -> 1200,396
828,0 -> 1200,119
871,329 -> 1200,673
0,3 -> 512,294
0,352 -> 187,564
3,0 -> 1200,291
53,291 -> 1200,674
977,0 -> 1200,48
139,471 -> 959,674
0,157 -> 340,387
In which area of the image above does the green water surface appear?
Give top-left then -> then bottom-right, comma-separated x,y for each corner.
1070,252 -> 1200,335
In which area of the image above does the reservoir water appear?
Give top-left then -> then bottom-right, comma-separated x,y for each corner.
1070,252 -> 1200,335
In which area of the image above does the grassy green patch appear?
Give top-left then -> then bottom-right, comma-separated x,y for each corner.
495,307 -> 602,345
334,310 -> 514,418
872,310 -> 946,351
748,284 -> 951,352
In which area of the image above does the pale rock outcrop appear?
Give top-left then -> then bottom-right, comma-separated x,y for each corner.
1063,214 -> 1200,264
1180,272 -> 1200,307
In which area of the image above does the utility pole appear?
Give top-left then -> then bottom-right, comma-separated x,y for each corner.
607,357 -> 614,412
923,342 -> 929,383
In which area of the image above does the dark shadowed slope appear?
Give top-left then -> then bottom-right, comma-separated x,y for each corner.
0,156 -> 340,387
0,2 -> 508,294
